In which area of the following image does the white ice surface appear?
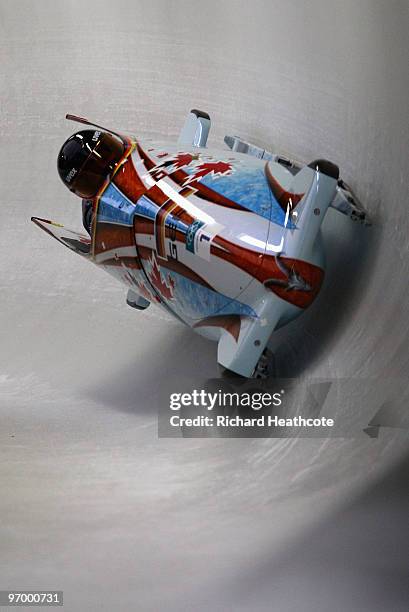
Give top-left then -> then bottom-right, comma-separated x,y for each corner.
0,1 -> 408,610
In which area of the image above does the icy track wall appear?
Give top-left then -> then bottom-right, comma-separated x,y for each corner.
0,1 -> 408,611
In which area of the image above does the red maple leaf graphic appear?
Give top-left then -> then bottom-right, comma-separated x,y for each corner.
172,152 -> 199,169
149,254 -> 175,300
151,152 -> 200,180
137,281 -> 160,303
187,160 -> 233,183
122,267 -> 160,303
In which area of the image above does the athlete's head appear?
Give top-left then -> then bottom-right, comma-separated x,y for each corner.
57,130 -> 125,198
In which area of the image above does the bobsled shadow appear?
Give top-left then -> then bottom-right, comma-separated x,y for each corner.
82,325 -> 217,414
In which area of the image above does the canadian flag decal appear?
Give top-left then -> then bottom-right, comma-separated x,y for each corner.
148,253 -> 175,300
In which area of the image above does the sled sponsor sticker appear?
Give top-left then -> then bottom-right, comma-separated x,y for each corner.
185,220 -> 223,261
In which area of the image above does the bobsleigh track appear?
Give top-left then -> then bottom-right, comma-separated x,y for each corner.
1,1 -> 408,610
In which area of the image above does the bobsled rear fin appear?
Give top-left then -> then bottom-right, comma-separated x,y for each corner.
308,159 -> 339,180
217,295 -> 285,377
178,109 -> 211,148
265,161 -> 339,260
31,217 -> 91,257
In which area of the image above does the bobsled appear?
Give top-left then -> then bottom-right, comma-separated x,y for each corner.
32,110 -> 369,377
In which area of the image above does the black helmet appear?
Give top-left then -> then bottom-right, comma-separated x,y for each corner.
57,130 -> 125,198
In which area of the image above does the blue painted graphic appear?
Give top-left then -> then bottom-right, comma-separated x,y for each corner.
134,195 -> 158,221
156,267 -> 258,321
184,163 -> 296,228
97,183 -> 135,225
185,220 -> 204,254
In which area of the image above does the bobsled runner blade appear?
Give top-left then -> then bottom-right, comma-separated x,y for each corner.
31,217 -> 91,256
